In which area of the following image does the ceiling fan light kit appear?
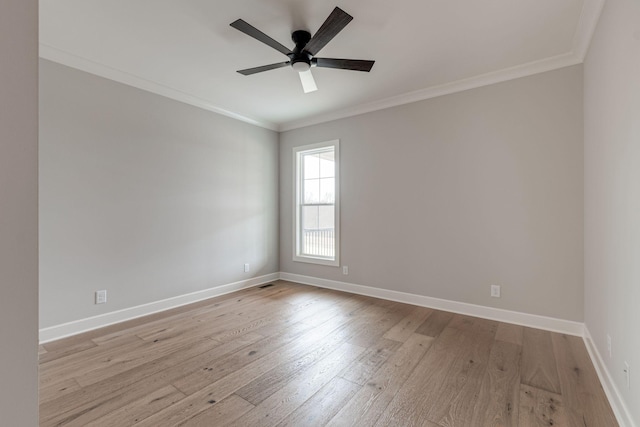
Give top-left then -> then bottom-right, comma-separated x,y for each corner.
230,6 -> 375,93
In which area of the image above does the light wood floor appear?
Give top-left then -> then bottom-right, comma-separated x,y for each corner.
39,281 -> 617,426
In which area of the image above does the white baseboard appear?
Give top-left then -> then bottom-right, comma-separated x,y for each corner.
583,327 -> 636,427
39,271 -> 584,341
39,273 -> 279,343
279,272 -> 585,336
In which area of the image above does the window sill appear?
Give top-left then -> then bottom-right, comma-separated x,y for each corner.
293,255 -> 339,267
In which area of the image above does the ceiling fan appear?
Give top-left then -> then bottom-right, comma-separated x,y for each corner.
230,7 -> 375,93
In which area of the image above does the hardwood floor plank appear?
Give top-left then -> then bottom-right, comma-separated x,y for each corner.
346,303 -> 415,348
269,284 -> 329,305
176,395 -> 255,427
208,295 -> 340,344
518,384 -> 567,427
135,292 -> 293,344
41,326 -> 135,352
176,286 -> 340,349
339,337 -> 402,386
40,335 -> 255,425
38,377 -> 82,404
132,389 -> 223,427
40,339 -> 97,364
233,315 -> 359,405
551,333 -> 619,426
136,289 -> 299,344
229,341 -> 365,427
469,340 -> 521,426
73,325 -> 229,387
495,323 -> 524,346
256,291 -> 368,337
138,340 -> 364,427
172,312 -> 349,396
236,318 -> 368,405
299,293 -> 370,326
40,334 -> 145,389
134,314 -> 223,342
521,328 -> 562,394
375,324 -> 494,426
275,377 -> 360,427
136,313 -> 357,425
422,324 -> 497,426
85,385 -> 185,427
40,334 -> 141,371
447,313 -> 499,336
327,333 -> 434,427
202,298 -> 384,407
383,306 -> 433,343
414,310 -> 454,337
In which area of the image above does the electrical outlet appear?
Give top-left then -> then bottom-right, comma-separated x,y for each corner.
607,334 -> 612,358
342,266 -> 349,275
244,263 -> 250,273
95,290 -> 107,304
490,285 -> 501,298
624,362 -> 630,389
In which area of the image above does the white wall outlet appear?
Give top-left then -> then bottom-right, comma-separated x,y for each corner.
95,290 -> 107,304
342,266 -> 349,275
624,362 -> 630,389
607,334 -> 612,358
490,285 -> 501,298
244,263 -> 250,273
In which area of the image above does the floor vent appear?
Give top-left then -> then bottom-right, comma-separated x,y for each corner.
258,283 -> 274,289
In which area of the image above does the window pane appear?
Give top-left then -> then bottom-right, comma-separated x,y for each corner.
304,178 -> 320,204
319,178 -> 335,204
301,204 -> 335,258
302,205 -> 319,231
303,153 -> 320,179
318,205 -> 334,229
319,151 -> 334,178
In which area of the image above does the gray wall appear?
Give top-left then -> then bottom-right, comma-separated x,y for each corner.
584,0 -> 640,423
39,60 -> 279,328
0,0 -> 39,423
281,66 -> 584,321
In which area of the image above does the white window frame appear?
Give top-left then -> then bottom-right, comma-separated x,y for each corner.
293,140 -> 340,266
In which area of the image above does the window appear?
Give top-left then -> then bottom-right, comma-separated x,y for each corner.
293,141 -> 339,266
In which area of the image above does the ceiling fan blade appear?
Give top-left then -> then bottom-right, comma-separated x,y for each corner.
237,62 -> 290,75
299,70 -> 318,93
304,7 -> 353,56
314,58 -> 375,72
230,19 -> 291,56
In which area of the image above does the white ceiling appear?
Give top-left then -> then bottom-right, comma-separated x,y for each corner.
39,0 -> 604,131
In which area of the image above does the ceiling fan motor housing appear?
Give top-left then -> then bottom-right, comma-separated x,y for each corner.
290,30 -> 312,71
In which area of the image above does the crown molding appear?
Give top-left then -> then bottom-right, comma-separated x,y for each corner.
39,43 -> 279,132
279,51 -> 581,131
